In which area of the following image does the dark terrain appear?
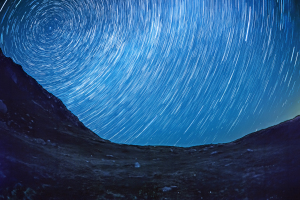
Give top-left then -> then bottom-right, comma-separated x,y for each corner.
0,48 -> 300,199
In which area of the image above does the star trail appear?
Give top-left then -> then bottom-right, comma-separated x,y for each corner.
1,0 -> 300,146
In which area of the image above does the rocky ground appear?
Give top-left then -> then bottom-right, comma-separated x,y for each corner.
1,48 -> 300,199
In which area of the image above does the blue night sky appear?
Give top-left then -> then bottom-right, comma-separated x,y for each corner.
1,0 -> 300,147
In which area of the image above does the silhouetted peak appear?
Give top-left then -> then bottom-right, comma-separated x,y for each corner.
0,48 -> 3,57
0,50 -> 89,137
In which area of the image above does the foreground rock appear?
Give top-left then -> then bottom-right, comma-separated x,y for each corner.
0,48 -> 300,199
0,100 -> 7,114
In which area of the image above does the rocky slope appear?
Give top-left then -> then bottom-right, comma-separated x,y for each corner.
0,48 -> 300,199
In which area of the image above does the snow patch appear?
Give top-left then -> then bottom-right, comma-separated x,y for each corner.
134,162 -> 140,168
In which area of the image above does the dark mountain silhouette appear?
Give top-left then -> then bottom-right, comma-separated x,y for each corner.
0,48 -> 300,199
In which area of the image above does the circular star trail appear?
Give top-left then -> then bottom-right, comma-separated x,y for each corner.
1,0 -> 300,146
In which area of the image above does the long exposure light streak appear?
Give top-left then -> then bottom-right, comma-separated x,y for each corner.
0,0 -> 300,146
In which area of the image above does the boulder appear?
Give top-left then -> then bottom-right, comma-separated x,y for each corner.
0,100 -> 7,114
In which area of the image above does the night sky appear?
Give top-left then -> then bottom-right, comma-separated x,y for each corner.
1,0 -> 300,147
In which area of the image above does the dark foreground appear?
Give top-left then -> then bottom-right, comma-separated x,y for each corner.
0,48 -> 300,199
